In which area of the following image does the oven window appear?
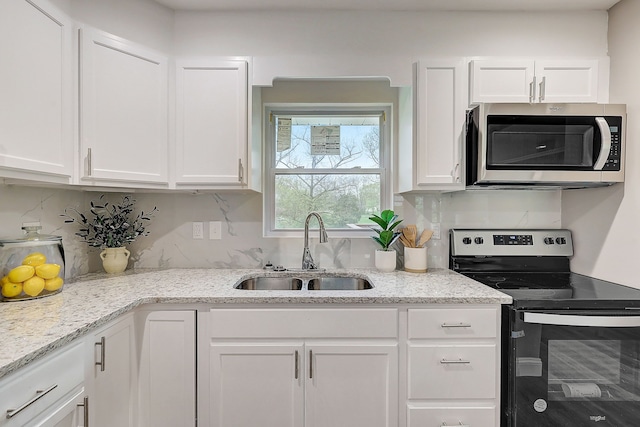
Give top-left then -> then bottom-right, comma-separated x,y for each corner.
547,340 -> 640,402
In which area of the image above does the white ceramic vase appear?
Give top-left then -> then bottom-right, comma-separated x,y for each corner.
100,247 -> 131,274
375,249 -> 397,272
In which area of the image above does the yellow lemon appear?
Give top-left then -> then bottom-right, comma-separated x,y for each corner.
44,277 -> 64,292
35,264 -> 61,280
1,276 -> 9,285
22,252 -> 47,267
1,282 -> 23,298
23,276 -> 45,297
8,265 -> 35,283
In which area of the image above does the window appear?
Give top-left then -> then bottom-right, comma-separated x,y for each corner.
264,106 -> 391,237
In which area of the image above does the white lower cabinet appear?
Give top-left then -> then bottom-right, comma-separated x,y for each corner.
0,341 -> 85,427
206,308 -> 399,427
136,309 -> 196,427
404,306 -> 500,427
87,313 -> 136,427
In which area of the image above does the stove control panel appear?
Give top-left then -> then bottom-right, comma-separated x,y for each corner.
450,229 -> 574,257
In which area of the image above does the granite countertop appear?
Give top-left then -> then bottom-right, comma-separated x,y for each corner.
0,267 -> 511,380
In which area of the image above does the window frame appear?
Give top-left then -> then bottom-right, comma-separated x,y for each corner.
263,103 -> 393,238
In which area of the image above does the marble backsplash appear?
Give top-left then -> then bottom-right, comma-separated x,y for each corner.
0,185 -> 561,279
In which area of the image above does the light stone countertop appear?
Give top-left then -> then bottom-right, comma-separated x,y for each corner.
0,267 -> 511,380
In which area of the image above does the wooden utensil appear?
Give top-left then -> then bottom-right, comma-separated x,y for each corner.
402,225 -> 417,247
417,229 -> 433,248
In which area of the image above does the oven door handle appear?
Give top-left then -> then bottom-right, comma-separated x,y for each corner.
524,311 -> 640,327
593,117 -> 612,170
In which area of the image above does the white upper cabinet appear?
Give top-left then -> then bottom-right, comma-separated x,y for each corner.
0,0 -> 73,183
397,59 -> 467,192
175,59 -> 251,189
470,58 -> 601,104
79,28 -> 169,186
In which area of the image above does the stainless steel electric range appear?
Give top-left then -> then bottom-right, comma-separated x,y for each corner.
449,229 -> 640,427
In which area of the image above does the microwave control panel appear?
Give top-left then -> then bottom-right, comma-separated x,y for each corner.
603,118 -> 623,171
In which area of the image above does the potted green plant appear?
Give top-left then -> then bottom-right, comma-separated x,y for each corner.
369,209 -> 402,272
62,195 -> 157,273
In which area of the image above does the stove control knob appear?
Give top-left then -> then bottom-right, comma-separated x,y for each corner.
544,237 -> 555,245
474,237 -> 484,244
556,237 -> 566,245
462,237 -> 472,245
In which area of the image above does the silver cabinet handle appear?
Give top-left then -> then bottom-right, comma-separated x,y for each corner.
6,384 -> 58,419
440,358 -> 471,364
309,350 -> 313,379
95,336 -> 106,372
238,158 -> 244,182
441,423 -> 470,427
539,76 -> 546,102
294,350 -> 299,380
87,148 -> 92,176
529,76 -> 536,103
441,322 -> 472,328
593,117 -> 612,171
77,396 -> 89,427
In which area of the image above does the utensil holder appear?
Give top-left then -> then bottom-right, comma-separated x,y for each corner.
404,247 -> 427,273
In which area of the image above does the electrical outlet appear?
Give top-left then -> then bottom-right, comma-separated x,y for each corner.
192,222 -> 204,239
432,223 -> 441,240
209,221 -> 222,240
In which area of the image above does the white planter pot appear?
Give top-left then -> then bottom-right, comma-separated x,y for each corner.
375,249 -> 397,272
100,247 -> 131,274
404,247 -> 428,273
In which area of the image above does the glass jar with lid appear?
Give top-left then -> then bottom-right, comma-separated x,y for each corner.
0,222 -> 65,302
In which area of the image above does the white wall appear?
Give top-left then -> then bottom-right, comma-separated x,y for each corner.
562,0 -> 640,287
0,2 -> 613,276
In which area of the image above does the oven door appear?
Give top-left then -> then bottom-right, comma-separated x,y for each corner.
504,309 -> 640,427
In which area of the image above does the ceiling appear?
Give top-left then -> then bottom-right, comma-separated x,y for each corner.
152,0 -> 621,12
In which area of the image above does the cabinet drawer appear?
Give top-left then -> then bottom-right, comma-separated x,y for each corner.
210,308 -> 398,338
0,341 -> 83,427
408,344 -> 496,399
408,405 -> 496,427
408,308 -> 497,339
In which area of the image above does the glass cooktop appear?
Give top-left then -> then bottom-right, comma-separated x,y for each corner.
461,271 -> 640,309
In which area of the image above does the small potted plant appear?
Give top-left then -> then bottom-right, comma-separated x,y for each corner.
62,195 -> 157,273
369,209 -> 402,272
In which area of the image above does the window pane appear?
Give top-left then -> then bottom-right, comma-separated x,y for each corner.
275,116 -> 380,169
274,174 -> 381,229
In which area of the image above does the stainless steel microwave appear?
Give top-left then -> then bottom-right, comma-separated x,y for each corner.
466,103 -> 626,189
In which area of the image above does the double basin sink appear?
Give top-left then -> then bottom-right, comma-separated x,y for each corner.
235,273 -> 373,291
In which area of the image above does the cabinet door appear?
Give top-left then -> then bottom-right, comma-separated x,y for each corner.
137,310 -> 196,427
0,0 -> 73,182
305,344 -> 398,427
470,59 -> 535,103
79,28 -> 168,185
414,60 -> 466,189
31,390 -> 87,427
175,60 -> 248,186
209,343 -> 304,427
89,315 -> 135,427
535,60 -> 599,103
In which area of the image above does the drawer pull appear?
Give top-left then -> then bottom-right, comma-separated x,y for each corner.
440,358 -> 471,365
441,323 -> 472,328
77,396 -> 89,427
442,423 -> 469,427
294,350 -> 299,380
6,384 -> 58,419
95,336 -> 106,371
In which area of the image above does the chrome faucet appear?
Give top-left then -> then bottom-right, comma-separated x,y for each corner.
302,212 -> 329,270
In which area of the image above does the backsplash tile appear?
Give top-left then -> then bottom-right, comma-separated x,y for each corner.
0,185 -> 561,278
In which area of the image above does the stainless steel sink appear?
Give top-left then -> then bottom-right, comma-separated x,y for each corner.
308,276 -> 373,290
234,274 -> 374,291
235,276 -> 303,290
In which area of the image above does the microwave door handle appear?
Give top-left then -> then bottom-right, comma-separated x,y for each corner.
524,312 -> 640,327
593,117 -> 612,170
